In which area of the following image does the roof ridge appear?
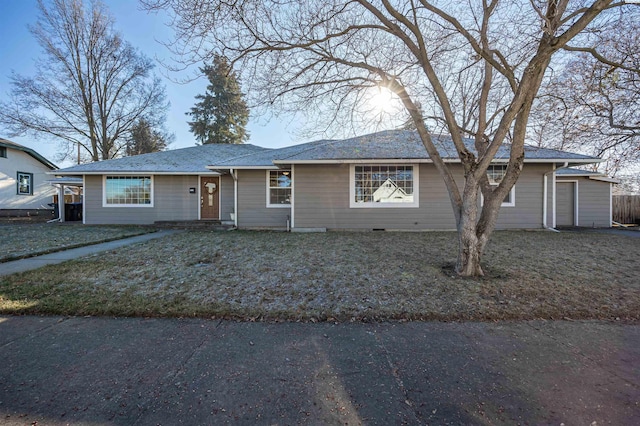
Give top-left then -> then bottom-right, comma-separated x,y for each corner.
272,138 -> 338,161
205,144 -> 272,166
272,129 -> 419,162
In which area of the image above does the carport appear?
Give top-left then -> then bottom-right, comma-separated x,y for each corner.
47,177 -> 84,222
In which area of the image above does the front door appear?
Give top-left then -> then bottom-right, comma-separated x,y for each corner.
200,176 -> 220,220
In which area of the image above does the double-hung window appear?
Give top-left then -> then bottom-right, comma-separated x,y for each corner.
17,172 -> 33,195
350,165 -> 418,208
486,164 -> 515,207
103,176 -> 153,207
267,170 -> 292,207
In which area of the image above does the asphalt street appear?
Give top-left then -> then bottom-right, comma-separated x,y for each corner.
0,316 -> 638,425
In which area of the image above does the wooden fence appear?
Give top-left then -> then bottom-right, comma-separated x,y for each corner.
613,195 -> 640,224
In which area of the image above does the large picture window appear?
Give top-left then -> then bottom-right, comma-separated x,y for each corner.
104,176 -> 153,207
486,164 -> 515,207
351,165 -> 418,208
267,170 -> 292,207
17,172 -> 33,195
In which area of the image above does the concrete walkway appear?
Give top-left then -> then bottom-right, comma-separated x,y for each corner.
0,230 -> 178,277
0,316 -> 638,425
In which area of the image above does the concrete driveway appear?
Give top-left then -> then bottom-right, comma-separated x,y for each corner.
1,316 -> 638,425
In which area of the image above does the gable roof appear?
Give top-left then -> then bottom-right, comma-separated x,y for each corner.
0,138 -> 58,170
209,139 -> 336,168
53,130 -> 602,176
210,130 -> 600,169
55,143 -> 268,175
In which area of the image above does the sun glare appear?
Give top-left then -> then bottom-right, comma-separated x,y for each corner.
368,86 -> 397,114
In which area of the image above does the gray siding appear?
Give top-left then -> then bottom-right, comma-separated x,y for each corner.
557,176 -> 611,227
293,163 -> 552,230
237,169 -> 290,228
494,164 -> 550,229
84,175 -> 200,224
220,173 -> 234,221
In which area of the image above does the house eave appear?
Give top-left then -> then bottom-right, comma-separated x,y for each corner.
49,171 -> 223,176
589,176 -> 620,184
272,158 -> 442,165
271,158 -> 602,165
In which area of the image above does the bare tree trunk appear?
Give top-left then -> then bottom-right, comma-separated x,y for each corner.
455,176 -> 489,276
457,224 -> 485,277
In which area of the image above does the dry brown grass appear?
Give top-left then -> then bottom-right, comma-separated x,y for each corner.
1,230 -> 638,321
0,223 -> 152,262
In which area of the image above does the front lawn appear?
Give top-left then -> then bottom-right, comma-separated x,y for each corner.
1,230 -> 638,321
0,223 -> 153,262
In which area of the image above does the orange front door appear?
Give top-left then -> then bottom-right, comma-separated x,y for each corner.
200,176 -> 220,220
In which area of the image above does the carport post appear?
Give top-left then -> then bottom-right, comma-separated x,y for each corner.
58,184 -> 65,222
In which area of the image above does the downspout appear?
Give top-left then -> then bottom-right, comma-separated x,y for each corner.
609,181 -> 613,228
82,175 -> 86,225
290,164 -> 295,231
543,162 -> 569,231
230,168 -> 238,228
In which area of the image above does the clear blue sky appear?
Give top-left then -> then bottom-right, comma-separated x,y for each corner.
0,0 -> 300,167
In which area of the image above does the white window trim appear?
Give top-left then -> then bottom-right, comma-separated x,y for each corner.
480,185 -> 516,208
266,169 -> 292,208
103,175 -> 154,208
483,165 -> 515,207
349,164 -> 420,208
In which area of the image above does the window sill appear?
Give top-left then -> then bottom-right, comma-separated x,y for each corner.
103,204 -> 154,208
350,202 -> 419,208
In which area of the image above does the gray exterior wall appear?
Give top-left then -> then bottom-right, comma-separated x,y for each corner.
293,163 -> 553,230
494,164 -> 551,229
220,173 -> 235,222
77,164 -> 604,229
236,169 -> 290,229
556,176 -> 611,227
84,175 -> 200,224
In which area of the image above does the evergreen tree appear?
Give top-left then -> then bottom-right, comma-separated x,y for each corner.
125,118 -> 171,156
187,56 -> 249,144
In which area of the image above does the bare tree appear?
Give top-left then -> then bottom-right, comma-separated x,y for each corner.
530,14 -> 640,175
143,0 -> 637,276
0,0 -> 168,163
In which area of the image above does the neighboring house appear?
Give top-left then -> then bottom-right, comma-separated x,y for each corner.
555,168 -> 618,228
52,130 -> 613,229
0,138 -> 58,216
